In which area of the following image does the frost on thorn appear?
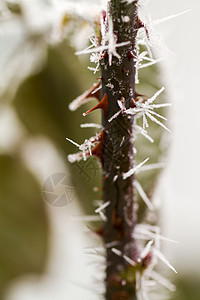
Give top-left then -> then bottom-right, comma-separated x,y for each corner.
140,240 -> 153,260
66,134 -> 101,162
75,16 -> 130,69
126,87 -> 171,132
69,80 -> 101,111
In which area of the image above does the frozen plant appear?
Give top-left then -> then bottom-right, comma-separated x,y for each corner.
66,0 -> 188,299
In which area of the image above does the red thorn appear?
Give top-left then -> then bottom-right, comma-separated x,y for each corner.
137,17 -> 145,29
102,10 -> 106,23
98,129 -> 105,143
91,143 -> 103,162
82,79 -> 101,103
95,227 -> 103,236
137,17 -> 150,39
135,92 -> 148,103
82,130 -> 105,163
141,252 -> 152,268
83,93 -> 108,117
130,98 -> 135,108
102,51 -> 108,60
128,50 -> 136,60
135,92 -> 147,98
91,130 -> 105,163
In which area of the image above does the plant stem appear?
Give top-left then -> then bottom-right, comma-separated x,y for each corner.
100,1 -> 139,299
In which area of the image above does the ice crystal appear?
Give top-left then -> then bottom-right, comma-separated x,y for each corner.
111,248 -> 136,266
126,87 -> 171,132
123,157 -> 149,180
95,201 -> 110,213
134,180 -> 154,211
80,123 -> 102,129
66,133 -> 101,162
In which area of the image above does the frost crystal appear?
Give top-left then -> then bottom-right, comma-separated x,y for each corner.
140,240 -> 153,260
134,180 -> 154,210
80,123 -> 102,129
154,249 -> 177,274
66,133 -> 100,162
126,87 -> 171,132
95,201 -> 111,213
123,157 -> 149,180
134,124 -> 154,143
111,248 -> 136,266
152,10 -> 191,26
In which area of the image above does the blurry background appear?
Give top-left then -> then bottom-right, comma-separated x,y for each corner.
0,0 -> 199,299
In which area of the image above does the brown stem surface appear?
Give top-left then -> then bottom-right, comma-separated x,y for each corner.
100,1 -> 139,299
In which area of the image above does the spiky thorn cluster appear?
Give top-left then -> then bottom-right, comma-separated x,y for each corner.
67,0 -> 176,299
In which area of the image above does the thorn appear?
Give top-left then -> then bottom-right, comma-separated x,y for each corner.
135,92 -> 147,98
130,97 -> 136,108
141,252 -> 152,268
135,92 -> 148,102
88,225 -> 103,237
128,50 -> 136,60
102,9 -> 106,23
83,94 -> 109,117
91,142 -> 103,161
137,17 -> 150,39
95,227 -> 104,236
137,17 -> 145,29
91,130 -> 105,162
69,79 -> 101,111
102,51 -> 108,60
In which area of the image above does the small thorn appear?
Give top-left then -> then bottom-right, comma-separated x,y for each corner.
69,79 -> 101,111
91,142 -> 102,161
128,50 -> 136,60
130,97 -> 136,108
102,10 -> 106,23
95,227 -> 104,236
135,92 -> 148,103
86,130 -> 105,163
137,17 -> 145,29
102,51 -> 108,60
83,94 -> 108,117
137,17 -> 150,39
141,252 -> 153,268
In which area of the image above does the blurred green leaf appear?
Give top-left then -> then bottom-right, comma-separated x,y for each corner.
0,154 -> 49,297
13,43 -> 101,215
170,275 -> 200,300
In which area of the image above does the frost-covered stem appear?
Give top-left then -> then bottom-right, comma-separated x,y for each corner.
101,1 -> 139,299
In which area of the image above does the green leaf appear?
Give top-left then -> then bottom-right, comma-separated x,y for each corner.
0,155 -> 49,296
